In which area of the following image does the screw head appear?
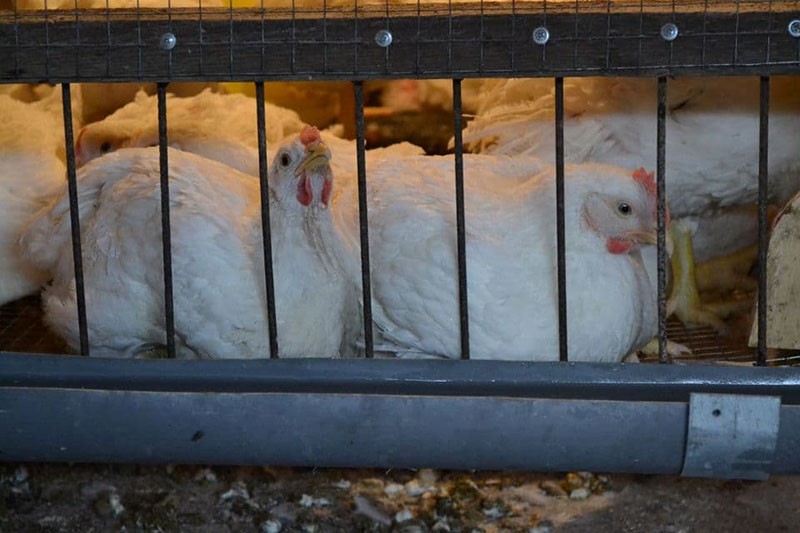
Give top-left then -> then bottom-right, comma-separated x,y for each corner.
660,23 -> 679,42
159,32 -> 177,51
532,26 -> 550,45
374,29 -> 393,48
789,19 -> 800,38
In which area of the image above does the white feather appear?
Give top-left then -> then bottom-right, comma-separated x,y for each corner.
462,77 -> 800,259
0,91 -> 80,305
75,88 -> 306,175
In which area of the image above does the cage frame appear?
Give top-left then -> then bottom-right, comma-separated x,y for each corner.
2,1 -> 800,479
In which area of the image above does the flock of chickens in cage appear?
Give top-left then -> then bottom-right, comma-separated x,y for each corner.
3,73 -> 800,363
2,0 -> 800,363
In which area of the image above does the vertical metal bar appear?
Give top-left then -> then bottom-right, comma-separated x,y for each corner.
353,81 -> 374,358
452,79 -> 470,360
61,83 -> 89,357
157,83 -> 176,358
656,76 -> 669,364
554,77 -> 568,362
757,76 -> 770,367
255,82 -> 280,359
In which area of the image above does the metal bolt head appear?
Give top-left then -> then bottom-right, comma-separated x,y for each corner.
532,26 -> 550,45
374,29 -> 393,48
660,23 -> 679,42
160,32 -> 177,51
789,19 -> 800,38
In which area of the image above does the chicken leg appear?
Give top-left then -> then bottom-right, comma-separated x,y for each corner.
669,219 -> 753,334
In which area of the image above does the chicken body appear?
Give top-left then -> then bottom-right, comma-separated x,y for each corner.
76,89 -> 306,175
21,131 -> 357,359
463,77 -> 800,222
0,88 -> 81,305
462,77 -> 800,331
335,156 -> 660,362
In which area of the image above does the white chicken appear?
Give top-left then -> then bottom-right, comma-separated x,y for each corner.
0,86 -> 81,306
75,89 -> 306,175
461,76 -> 800,331
20,127 -> 358,359
334,156 -> 662,362
74,92 -> 426,187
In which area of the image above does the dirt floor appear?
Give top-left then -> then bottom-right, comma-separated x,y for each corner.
2,463 -> 799,532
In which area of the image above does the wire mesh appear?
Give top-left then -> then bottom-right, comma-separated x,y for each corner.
0,1 -> 799,82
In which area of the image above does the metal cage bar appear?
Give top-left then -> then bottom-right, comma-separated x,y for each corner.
353,80 -> 374,358
554,76 -> 568,362
452,78 -> 470,360
757,75 -> 770,366
255,82 -> 280,359
656,75 -> 669,364
157,83 -> 177,358
61,83 -> 89,357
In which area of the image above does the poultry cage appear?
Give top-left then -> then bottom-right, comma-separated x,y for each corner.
1,0 -> 800,481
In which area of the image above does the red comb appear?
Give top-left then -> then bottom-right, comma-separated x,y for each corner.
300,125 -> 321,147
632,167 -> 656,196
633,167 -> 670,226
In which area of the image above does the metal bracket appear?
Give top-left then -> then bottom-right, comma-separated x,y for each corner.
681,393 -> 781,480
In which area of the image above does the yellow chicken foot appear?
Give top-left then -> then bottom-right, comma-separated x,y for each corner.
669,219 -> 732,334
634,337 -> 693,361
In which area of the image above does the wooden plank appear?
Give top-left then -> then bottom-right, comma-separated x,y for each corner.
1,7 -> 799,82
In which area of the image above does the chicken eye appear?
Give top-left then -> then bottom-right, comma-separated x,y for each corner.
617,202 -> 632,216
100,141 -> 112,153
280,153 -> 292,167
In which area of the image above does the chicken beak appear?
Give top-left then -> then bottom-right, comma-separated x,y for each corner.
295,142 -> 332,177
630,227 -> 676,258
628,229 -> 658,247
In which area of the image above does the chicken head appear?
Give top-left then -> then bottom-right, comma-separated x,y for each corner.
581,166 -> 667,255
271,125 -> 333,211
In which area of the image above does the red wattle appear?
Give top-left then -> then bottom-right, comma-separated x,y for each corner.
607,238 -> 633,254
296,175 -> 312,206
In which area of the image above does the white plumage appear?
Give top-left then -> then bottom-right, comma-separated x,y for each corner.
21,127 -> 357,359
461,76 -> 800,332
75,88 -> 306,176
73,92 -> 426,192
0,87 -> 81,305
335,155 -> 661,362
462,77 -> 800,221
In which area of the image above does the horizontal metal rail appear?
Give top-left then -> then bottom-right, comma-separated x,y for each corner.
2,353 -> 800,403
1,8 -> 800,82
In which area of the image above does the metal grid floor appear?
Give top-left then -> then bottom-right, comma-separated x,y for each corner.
0,295 -> 72,355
